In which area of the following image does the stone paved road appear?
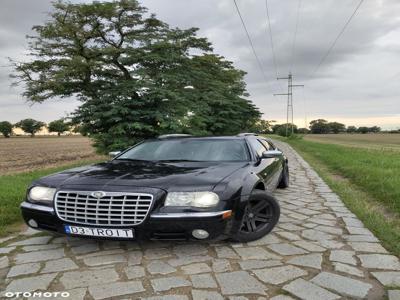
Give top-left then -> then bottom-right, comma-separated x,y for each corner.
1,142 -> 400,300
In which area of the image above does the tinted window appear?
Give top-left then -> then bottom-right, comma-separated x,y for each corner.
259,139 -> 272,151
267,140 -> 276,149
248,138 -> 268,157
117,139 -> 250,162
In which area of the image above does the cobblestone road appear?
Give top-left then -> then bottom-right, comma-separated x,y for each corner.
1,142 -> 400,299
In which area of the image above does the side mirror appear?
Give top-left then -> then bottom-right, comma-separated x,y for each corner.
261,150 -> 282,159
108,151 -> 121,157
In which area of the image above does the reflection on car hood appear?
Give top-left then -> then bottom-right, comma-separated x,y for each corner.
36,160 -> 249,191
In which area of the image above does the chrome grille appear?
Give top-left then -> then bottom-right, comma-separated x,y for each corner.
55,191 -> 153,226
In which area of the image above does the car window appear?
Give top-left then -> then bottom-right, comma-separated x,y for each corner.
259,139 -> 272,151
247,138 -> 268,157
264,140 -> 277,150
117,139 -> 250,162
267,141 -> 276,149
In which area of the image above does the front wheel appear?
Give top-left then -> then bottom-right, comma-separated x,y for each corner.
232,190 -> 280,242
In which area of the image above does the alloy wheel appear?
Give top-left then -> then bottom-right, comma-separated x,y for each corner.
240,199 -> 273,233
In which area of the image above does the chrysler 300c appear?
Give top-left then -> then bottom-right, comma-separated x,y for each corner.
21,134 -> 288,242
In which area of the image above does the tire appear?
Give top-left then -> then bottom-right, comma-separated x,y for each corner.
278,164 -> 289,189
232,190 -> 280,242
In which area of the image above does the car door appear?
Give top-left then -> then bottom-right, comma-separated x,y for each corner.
263,139 -> 283,188
247,138 -> 276,190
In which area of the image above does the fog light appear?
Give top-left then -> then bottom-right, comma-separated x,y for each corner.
28,219 -> 38,228
192,229 -> 209,239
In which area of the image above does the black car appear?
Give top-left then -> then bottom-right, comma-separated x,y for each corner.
21,134 -> 289,242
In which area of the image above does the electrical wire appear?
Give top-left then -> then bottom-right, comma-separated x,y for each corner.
290,0 -> 302,72
233,0 -> 274,93
265,0 -> 285,92
308,0 -> 364,78
265,0 -> 279,80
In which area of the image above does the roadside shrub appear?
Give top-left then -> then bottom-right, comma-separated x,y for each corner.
287,134 -> 303,140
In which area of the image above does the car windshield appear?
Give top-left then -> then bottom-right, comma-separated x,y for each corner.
117,139 -> 250,162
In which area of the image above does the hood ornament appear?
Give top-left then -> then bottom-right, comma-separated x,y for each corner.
91,191 -> 106,199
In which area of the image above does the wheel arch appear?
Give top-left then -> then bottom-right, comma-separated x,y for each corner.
253,181 -> 265,191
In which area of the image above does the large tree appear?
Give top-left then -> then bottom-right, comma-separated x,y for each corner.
48,118 -> 70,136
253,120 -> 275,134
272,123 -> 298,137
328,122 -> 346,134
0,121 -> 13,138
309,119 -> 330,134
15,119 -> 45,137
13,0 -> 260,152
346,126 -> 357,133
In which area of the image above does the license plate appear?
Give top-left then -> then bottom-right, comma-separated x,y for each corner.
64,225 -> 134,239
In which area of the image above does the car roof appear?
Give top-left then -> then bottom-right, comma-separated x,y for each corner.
155,136 -> 248,141
156,133 -> 262,140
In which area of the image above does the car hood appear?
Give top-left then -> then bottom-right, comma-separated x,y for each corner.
36,160 -> 249,192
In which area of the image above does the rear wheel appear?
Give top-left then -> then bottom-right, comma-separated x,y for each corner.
278,164 -> 289,188
233,190 -> 280,242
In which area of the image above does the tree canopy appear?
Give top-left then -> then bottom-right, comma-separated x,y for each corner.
253,120 -> 275,134
48,119 -> 70,136
272,123 -> 298,137
13,0 -> 260,152
0,121 -> 13,138
327,122 -> 346,134
15,119 -> 45,137
346,126 -> 357,133
309,119 -> 330,134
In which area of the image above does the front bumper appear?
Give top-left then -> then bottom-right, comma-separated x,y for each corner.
20,202 -> 233,240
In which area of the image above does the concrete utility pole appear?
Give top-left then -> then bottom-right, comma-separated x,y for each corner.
274,73 -> 304,136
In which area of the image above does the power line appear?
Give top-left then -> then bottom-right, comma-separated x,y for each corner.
265,0 -> 279,80
233,0 -> 274,92
290,0 -> 302,72
308,0 -> 364,78
264,0 -> 285,92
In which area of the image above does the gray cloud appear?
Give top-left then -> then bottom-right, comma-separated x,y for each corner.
0,0 -> 399,128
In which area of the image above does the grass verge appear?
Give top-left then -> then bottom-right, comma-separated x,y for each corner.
273,136 -> 400,256
0,159 -> 105,237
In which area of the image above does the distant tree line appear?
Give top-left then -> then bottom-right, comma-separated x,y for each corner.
0,118 -> 71,138
308,119 -> 381,134
252,118 -> 395,137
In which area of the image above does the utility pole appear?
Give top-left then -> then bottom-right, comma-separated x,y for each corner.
274,72 -> 304,136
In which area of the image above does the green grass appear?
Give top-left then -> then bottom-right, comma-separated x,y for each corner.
0,159 -> 105,237
273,136 -> 400,256
288,139 -> 400,214
304,133 -> 400,151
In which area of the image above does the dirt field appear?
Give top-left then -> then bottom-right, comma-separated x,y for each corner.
304,133 -> 400,151
0,136 -> 106,175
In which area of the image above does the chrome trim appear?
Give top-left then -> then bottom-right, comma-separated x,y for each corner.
150,210 -> 232,219
54,191 -> 153,226
20,201 -> 54,213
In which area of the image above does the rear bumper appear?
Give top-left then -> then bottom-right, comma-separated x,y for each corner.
20,201 -> 233,241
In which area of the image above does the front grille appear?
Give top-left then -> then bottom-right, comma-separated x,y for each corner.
55,191 -> 153,226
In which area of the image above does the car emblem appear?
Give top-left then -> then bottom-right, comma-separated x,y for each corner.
91,191 -> 106,199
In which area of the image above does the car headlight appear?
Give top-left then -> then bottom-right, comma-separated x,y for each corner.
165,192 -> 219,208
29,186 -> 56,202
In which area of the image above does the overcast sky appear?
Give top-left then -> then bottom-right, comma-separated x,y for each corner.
0,0 -> 399,129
